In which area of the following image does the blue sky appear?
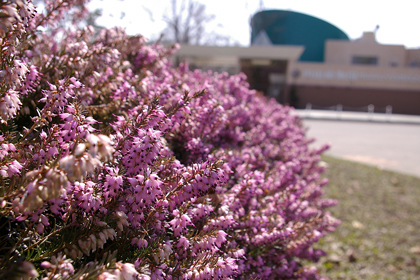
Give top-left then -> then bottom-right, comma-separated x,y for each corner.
88,0 -> 420,48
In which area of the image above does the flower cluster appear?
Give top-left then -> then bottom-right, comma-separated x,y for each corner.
0,1 -> 339,279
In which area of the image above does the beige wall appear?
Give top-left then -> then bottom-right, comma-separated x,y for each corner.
287,61 -> 420,91
174,44 -> 304,61
325,37 -> 407,67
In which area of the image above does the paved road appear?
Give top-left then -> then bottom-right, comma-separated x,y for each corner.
302,119 -> 420,178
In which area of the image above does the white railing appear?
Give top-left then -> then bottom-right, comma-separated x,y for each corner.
305,103 -> 393,114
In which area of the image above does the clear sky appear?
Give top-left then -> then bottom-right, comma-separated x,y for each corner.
88,0 -> 420,48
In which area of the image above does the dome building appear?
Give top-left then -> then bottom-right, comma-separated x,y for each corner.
173,10 -> 420,115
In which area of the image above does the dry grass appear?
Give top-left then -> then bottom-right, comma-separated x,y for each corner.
314,156 -> 420,280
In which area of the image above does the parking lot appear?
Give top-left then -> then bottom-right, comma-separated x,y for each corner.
301,118 -> 420,178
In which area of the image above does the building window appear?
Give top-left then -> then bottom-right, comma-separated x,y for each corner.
352,56 -> 378,65
409,61 -> 420,68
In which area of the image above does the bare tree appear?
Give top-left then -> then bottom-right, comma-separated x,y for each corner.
161,0 -> 229,45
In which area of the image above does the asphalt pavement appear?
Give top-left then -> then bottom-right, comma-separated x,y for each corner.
292,110 -> 420,178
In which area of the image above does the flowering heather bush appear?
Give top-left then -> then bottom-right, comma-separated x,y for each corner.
0,1 -> 339,279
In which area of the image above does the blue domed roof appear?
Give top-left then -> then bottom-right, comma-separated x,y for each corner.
251,10 -> 349,62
